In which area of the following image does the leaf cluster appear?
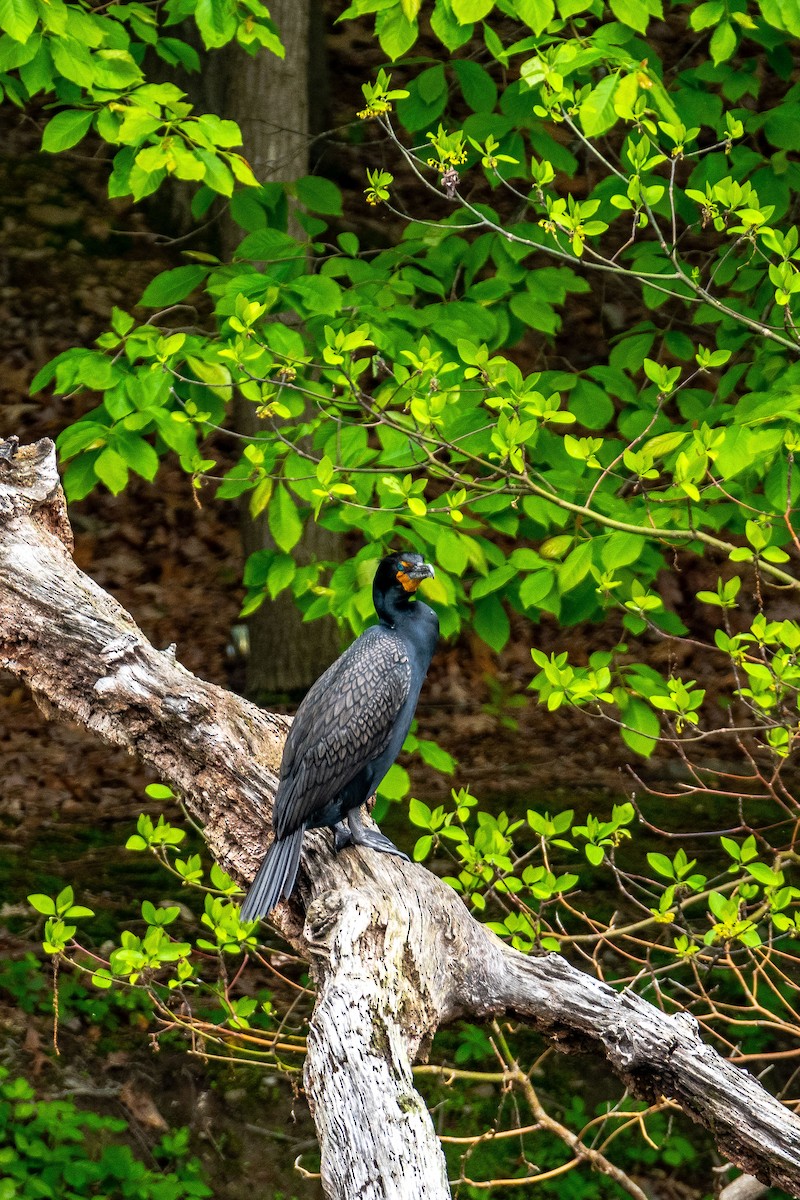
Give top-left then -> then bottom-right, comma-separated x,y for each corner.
0,1067 -> 210,1200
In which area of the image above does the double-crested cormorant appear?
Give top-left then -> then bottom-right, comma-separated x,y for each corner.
240,551 -> 439,919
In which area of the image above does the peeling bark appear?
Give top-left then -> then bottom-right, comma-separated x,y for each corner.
2,437 -> 800,1200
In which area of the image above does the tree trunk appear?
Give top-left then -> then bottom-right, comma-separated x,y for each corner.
3,436 -> 800,1200
207,0 -> 343,699
231,397 -> 343,702
212,0 -> 312,186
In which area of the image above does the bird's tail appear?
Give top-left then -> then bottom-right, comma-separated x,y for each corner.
239,827 -> 305,921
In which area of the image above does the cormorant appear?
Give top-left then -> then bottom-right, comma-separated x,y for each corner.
240,551 -> 439,919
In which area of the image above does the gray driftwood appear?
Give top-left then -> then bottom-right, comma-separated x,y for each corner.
2,437 -> 799,1200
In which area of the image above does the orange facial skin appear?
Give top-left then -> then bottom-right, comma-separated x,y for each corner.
396,568 -> 422,593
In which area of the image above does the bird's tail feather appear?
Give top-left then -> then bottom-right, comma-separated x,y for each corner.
240,827 -> 304,920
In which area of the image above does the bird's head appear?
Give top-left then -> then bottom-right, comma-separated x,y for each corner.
380,551 -> 434,592
373,552 -> 435,620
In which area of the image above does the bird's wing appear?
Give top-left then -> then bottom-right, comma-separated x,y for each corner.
273,628 -> 411,837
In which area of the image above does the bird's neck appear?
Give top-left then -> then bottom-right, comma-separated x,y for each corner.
375,591 -> 414,628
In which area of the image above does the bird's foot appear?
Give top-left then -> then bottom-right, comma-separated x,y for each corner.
333,821 -> 352,852
333,810 -> 410,861
349,826 -> 410,862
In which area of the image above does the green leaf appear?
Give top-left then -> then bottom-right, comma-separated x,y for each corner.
41,109 -> 94,153
413,835 -> 433,861
452,0 -> 494,19
708,891 -> 733,920
94,50 -> 142,89
195,148 -> 234,195
539,535 -> 573,560
436,529 -> 469,574
451,59 -> 498,111
145,783 -> 175,800
195,113 -> 242,148
409,797 -> 433,828
0,27 -> 38,70
268,484 -> 303,553
417,739 -> 457,773
50,37 -> 94,87
28,893 -> 56,915
195,0 -> 237,48
19,40 -> 51,94
715,427 -> 753,479
229,154 -> 259,188
689,0 -> 723,29
114,434 -> 159,481
745,862 -> 784,888
187,355 -> 232,400
619,697 -> 660,758
516,0 -> 555,32
557,541 -> 593,592
480,17 -> 505,59
709,19 -> 736,64
432,0 -> 473,46
609,0 -> 650,33
264,552 -> 293,597
338,232 -> 359,256
579,74 -> 620,137
139,265 -> 208,307
94,447 -> 129,494
375,7 -> 418,58
396,69 -> 448,132
236,227 -> 299,260
610,331 -> 655,373
761,0 -> 800,34
602,533 -> 643,571
720,836 -> 741,861
647,852 -> 675,879
379,762 -> 410,800
209,863 -> 237,893
473,593 -> 510,653
0,0 -> 37,43
296,175 -> 343,215
471,563 -> 516,599
290,275 -> 343,315
569,379 -> 614,430
520,570 -> 555,609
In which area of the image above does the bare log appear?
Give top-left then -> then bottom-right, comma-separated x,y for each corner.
2,437 -> 799,1199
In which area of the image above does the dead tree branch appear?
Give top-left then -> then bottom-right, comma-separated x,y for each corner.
2,437 -> 799,1199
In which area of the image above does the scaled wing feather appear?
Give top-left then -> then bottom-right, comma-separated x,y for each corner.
273,627 -> 411,837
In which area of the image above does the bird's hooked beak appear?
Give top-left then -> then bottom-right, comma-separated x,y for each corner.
396,560 -> 435,593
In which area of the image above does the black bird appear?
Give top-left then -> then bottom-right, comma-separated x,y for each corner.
240,551 -> 439,919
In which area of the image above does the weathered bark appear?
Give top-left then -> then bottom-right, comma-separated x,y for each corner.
0,438 -> 285,885
2,436 -> 800,1200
